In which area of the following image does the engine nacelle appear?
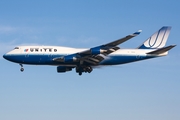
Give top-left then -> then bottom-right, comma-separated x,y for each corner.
57,66 -> 72,73
64,55 -> 79,63
90,47 -> 106,55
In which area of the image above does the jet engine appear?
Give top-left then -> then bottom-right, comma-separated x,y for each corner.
57,66 -> 73,73
90,47 -> 107,55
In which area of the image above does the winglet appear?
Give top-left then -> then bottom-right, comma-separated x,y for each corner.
133,30 -> 142,36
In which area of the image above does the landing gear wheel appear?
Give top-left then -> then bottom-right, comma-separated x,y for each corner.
20,68 -> 24,72
87,66 -> 93,73
19,64 -> 24,72
79,72 -> 82,76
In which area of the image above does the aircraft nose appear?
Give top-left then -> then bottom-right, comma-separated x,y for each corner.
3,54 -> 6,59
3,54 -> 7,59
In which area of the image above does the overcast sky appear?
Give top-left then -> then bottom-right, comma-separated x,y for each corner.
0,0 -> 180,120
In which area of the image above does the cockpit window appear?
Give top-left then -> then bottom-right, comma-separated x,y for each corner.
14,47 -> 19,49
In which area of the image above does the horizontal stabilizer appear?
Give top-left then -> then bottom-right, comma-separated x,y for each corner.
147,45 -> 176,54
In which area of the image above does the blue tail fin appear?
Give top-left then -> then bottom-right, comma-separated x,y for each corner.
138,26 -> 171,49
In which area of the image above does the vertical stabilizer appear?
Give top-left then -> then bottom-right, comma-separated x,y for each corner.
138,26 -> 171,49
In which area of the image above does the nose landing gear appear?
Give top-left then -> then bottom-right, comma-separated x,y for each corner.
20,64 -> 24,72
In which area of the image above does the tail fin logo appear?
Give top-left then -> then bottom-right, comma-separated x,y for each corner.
138,26 -> 171,49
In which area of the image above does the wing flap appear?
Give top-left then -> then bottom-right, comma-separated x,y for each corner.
82,54 -> 105,65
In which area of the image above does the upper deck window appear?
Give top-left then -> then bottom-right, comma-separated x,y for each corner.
14,47 -> 19,49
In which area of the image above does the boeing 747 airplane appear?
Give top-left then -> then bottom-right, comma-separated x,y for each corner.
3,26 -> 176,75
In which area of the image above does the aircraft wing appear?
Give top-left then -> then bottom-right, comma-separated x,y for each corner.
53,30 -> 142,65
103,30 -> 142,47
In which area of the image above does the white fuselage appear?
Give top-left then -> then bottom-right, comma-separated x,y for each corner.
3,46 -> 167,66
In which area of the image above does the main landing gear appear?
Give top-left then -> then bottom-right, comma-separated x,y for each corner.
20,64 -> 24,72
76,66 -> 93,76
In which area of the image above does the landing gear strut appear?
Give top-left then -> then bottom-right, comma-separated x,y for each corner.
20,64 -> 24,72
